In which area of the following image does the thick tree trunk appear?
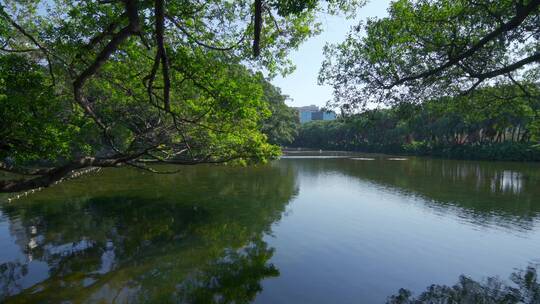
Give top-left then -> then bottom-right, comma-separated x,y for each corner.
253,0 -> 262,57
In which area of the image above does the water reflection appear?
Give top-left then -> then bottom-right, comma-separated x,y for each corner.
1,156 -> 540,303
0,164 -> 297,302
387,265 -> 540,304
285,157 -> 540,231
492,170 -> 523,194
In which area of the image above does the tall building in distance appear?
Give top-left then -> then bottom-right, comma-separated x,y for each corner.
293,105 -> 337,124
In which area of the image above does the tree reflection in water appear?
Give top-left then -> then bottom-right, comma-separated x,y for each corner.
387,265 -> 540,304
0,164 -> 297,303
176,240 -> 279,304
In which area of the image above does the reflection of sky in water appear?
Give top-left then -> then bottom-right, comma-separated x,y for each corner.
43,239 -> 94,256
97,240 -> 116,275
0,214 -> 118,298
0,213 -> 49,297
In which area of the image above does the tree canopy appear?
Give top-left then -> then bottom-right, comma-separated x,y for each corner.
320,0 -> 540,108
260,79 -> 300,145
0,0 -> 362,192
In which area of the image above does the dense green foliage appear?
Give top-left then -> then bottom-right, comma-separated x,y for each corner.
260,80 -> 299,145
0,55 -> 86,163
293,85 -> 540,161
0,0 -> 361,192
320,0 -> 540,108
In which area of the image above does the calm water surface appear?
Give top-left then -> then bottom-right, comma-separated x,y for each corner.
1,153 -> 540,303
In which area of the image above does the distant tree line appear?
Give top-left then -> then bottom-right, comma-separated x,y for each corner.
292,84 -> 540,161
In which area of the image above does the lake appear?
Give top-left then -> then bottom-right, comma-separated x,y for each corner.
1,153 -> 540,303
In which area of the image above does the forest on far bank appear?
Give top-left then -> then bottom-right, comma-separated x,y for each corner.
288,83 -> 540,161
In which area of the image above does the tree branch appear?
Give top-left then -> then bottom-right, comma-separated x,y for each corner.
167,15 -> 247,51
383,0 -> 540,89
470,52 -> 540,80
155,0 -> 171,111
253,0 -> 262,57
72,0 -> 141,149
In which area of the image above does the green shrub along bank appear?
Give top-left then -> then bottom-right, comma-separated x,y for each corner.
403,142 -> 540,161
292,136 -> 540,161
291,84 -> 540,161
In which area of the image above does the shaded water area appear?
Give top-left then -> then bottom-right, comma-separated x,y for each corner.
1,153 -> 540,303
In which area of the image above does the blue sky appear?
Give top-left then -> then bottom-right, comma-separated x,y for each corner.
271,0 -> 392,108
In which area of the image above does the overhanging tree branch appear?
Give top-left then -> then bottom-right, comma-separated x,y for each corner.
0,152 -> 147,193
382,0 -> 540,89
155,0 -> 171,111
